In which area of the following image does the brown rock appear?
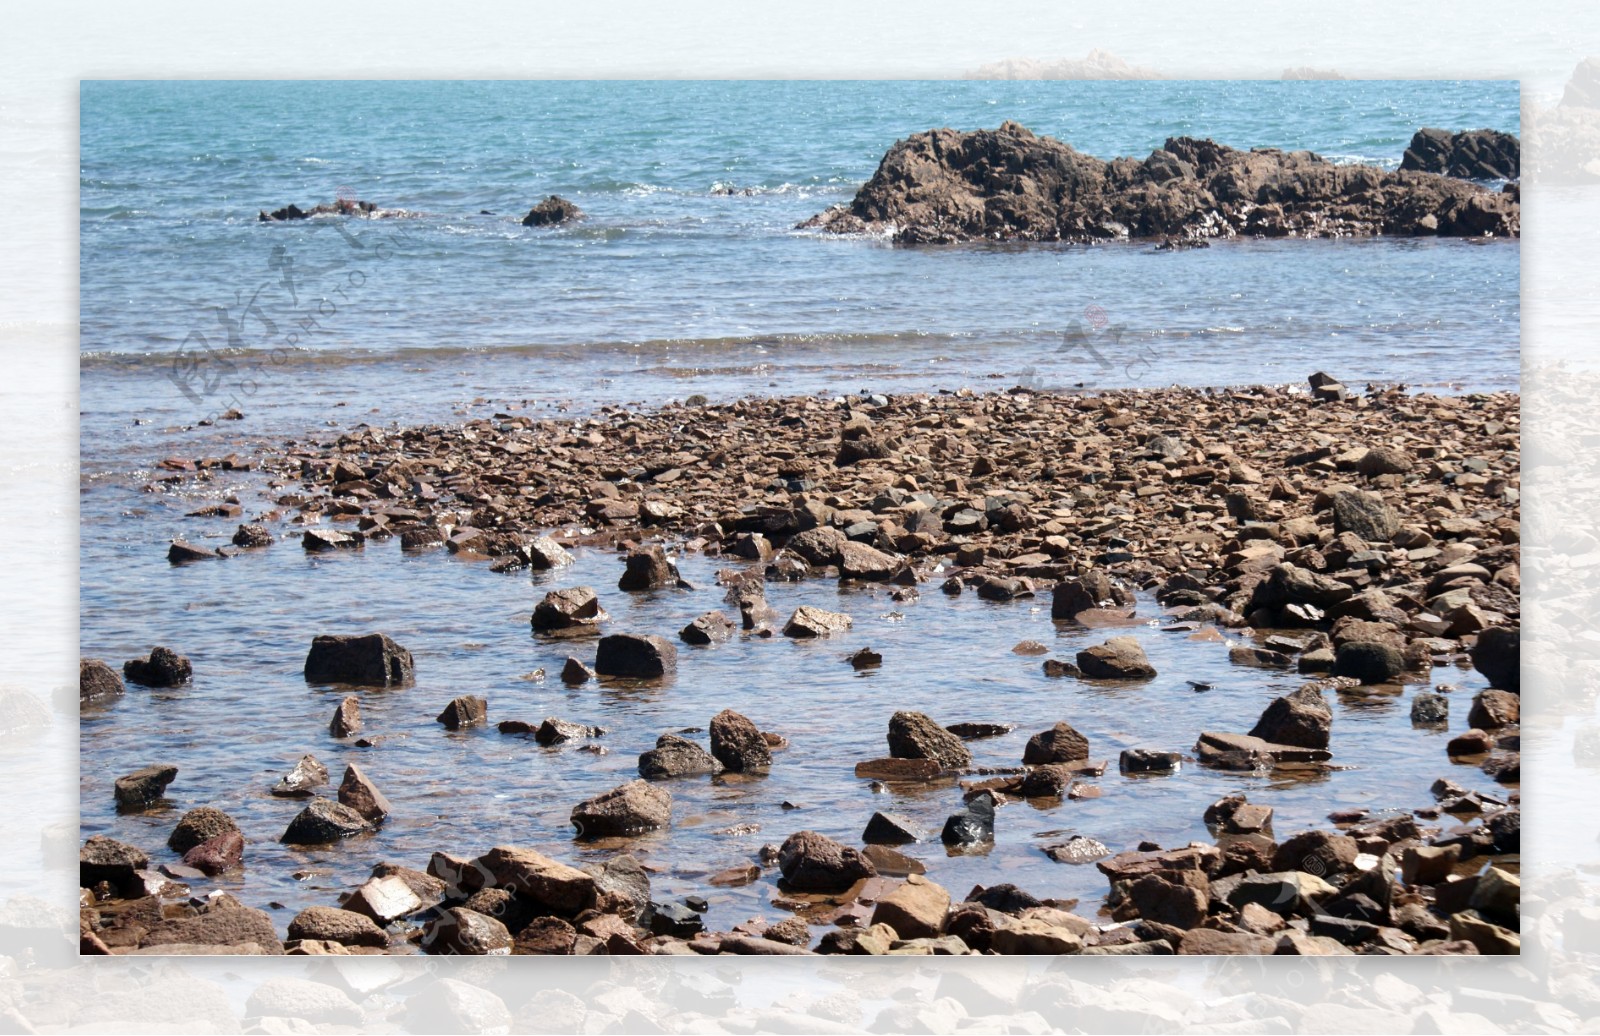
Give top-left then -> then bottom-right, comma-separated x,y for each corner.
338,763 -> 392,821
1076,636 -> 1156,679
710,708 -> 772,772
437,695 -> 488,730
594,633 -> 677,678
329,695 -> 361,738
303,633 -> 413,686
887,711 -> 973,769
571,780 -> 671,837
777,830 -> 876,891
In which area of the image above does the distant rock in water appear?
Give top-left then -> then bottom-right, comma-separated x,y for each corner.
1400,128 -> 1520,181
966,49 -> 1162,81
798,121 -> 1520,244
522,195 -> 582,226
259,198 -> 379,221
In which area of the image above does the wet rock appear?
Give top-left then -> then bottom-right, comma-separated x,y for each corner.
281,799 -> 372,844
888,710 -> 973,769
1130,874 -> 1207,928
1247,684 -> 1332,749
534,717 -> 603,745
1468,689 -> 1519,729
1334,640 -> 1406,684
946,721 -> 1014,739
855,757 -> 945,780
329,695 -> 361,737
123,646 -> 192,687
476,846 -> 596,914
710,708 -> 772,772
526,535 -> 574,569
438,695 -> 488,730
1023,721 -> 1090,764
168,806 -> 240,853
80,835 -> 149,892
1447,728 -> 1495,756
1019,763 -> 1076,798
643,901 -> 705,938
114,764 -> 178,807
80,657 -> 125,703
618,545 -> 677,591
680,611 -> 735,645
1119,749 -> 1181,774
338,763 -> 392,821
1271,830 -> 1359,877
1042,658 -> 1081,678
142,904 -> 283,953
1401,128 -> 1520,180
975,575 -> 1033,601
941,791 -> 996,846
594,633 -> 677,678
272,755 -> 329,797
638,733 -> 723,778
303,633 -> 413,686
302,528 -> 361,552
1411,692 -> 1450,725
423,906 -> 513,954
1042,835 -> 1111,864
838,541 -> 899,580
183,831 -> 244,876
863,811 -> 925,845
1470,626 -> 1520,692
872,875 -> 950,940
531,586 -> 608,632
289,906 -> 388,949
1076,636 -> 1156,679
1225,803 -> 1274,834
849,647 -> 883,669
782,605 -> 853,637
522,195 -> 582,226
560,657 -> 595,684
1486,808 -> 1519,853
232,523 -> 274,548
1331,489 -> 1401,543
168,539 -> 224,563
343,874 -> 423,924
777,830 -> 876,891
571,780 -> 671,838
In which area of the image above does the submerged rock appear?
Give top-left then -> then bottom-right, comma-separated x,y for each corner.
123,646 -> 192,687
941,791 -> 997,846
522,195 -> 582,227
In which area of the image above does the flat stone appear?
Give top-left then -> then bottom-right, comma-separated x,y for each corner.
782,605 -> 853,637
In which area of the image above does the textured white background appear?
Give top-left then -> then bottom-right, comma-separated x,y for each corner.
4,1 -> 1597,1031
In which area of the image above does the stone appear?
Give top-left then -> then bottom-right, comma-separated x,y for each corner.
618,545 -> 677,590
272,755 -> 329,797
680,611 -> 735,645
1076,636 -> 1156,678
643,901 -> 704,938
123,646 -> 192,687
423,907 -> 513,954
941,792 -> 996,846
1335,640 -> 1406,684
787,526 -> 848,565
1400,128 -> 1520,180
232,523 -> 274,548
946,721 -> 1014,739
1271,830 -> 1359,877
1448,728 -> 1495,755
888,710 -> 973,769
778,830 -> 876,891
1470,626 -> 1519,692
531,586 -> 608,631
1042,835 -> 1111,864
863,811 -> 924,845
1248,684 -> 1332,749
838,541 -> 900,580
638,733 -> 723,778
1332,489 -> 1401,543
344,874 -> 423,924
989,916 -> 1083,954
710,708 -> 772,771
522,195 -> 582,226
526,535 -> 574,569
303,633 -> 413,686
855,757 -> 945,780
535,717 -> 602,745
437,695 -> 488,730
142,904 -> 284,953
1119,749 -> 1181,774
1449,910 -> 1519,954
303,528 -> 362,551
1130,874 -> 1207,928
338,763 -> 392,821
850,647 -> 884,669
1357,445 -> 1416,476
1177,928 -> 1276,954
281,799 -> 372,844
1229,645 -> 1294,668
1469,867 -> 1519,926
114,764 -> 178,807
514,916 -> 578,954
1225,803 -> 1274,834
168,806 -> 240,853
476,846 -> 596,914
1402,844 -> 1462,885
872,875 -> 951,939
329,695 -> 361,737
80,658 -> 125,703
560,657 -> 595,684
80,835 -> 149,892
1023,722 -> 1090,764
168,539 -> 224,563
1411,692 -> 1450,725
571,780 -> 671,837
288,906 -> 388,948
594,633 -> 677,678
783,605 -> 853,637
1468,688 -> 1520,729
182,830 -> 244,875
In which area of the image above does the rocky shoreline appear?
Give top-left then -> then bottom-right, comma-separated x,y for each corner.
798,123 -> 1519,243
82,375 -> 1519,955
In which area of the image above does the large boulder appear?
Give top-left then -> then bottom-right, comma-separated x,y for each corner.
1247,684 -> 1332,750
1401,128 -> 1520,180
709,708 -> 772,772
799,123 -> 1518,243
777,830 -> 876,891
303,633 -> 414,686
594,633 -> 677,678
1076,636 -> 1156,679
571,780 -> 671,838
522,195 -> 582,227
887,711 -> 973,770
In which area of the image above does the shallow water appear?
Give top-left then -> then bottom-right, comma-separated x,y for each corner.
79,513 -> 1510,944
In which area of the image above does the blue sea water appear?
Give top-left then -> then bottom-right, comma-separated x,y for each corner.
80,79 -> 1520,464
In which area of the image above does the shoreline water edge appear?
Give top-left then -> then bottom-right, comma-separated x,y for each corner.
80,374 -> 1521,956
